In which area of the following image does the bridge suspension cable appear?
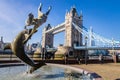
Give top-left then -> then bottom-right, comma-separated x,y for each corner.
72,22 -> 120,47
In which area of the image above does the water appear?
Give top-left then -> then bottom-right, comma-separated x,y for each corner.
0,65 -> 92,80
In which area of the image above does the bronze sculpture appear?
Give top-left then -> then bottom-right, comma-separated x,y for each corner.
4,3 -> 51,74
24,3 -> 51,43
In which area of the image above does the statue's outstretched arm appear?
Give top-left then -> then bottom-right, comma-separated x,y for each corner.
45,6 -> 52,16
38,3 -> 42,11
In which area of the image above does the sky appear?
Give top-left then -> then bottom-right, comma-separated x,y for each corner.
0,0 -> 120,47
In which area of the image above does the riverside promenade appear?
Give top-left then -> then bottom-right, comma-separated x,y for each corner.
71,63 -> 120,80
0,53 -> 120,80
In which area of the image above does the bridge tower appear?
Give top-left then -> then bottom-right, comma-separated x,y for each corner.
42,24 -> 54,48
88,26 -> 95,46
65,7 -> 83,47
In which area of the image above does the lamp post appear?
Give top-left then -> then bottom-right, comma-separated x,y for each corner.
112,38 -> 115,55
112,38 -> 117,63
85,36 -> 88,65
42,47 -> 46,60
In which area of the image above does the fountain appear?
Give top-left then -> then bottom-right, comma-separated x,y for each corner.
1,3 -> 102,80
0,64 -> 93,80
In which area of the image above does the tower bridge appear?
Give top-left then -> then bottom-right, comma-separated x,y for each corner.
42,7 -> 83,48
40,7 -> 120,63
41,7 -> 120,50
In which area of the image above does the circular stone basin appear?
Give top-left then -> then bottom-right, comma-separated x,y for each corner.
0,63 -> 98,80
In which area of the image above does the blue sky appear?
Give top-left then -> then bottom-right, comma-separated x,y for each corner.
0,0 -> 120,47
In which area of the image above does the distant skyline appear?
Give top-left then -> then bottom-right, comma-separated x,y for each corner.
0,0 -> 120,47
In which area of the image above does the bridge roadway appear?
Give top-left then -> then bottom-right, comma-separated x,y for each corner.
74,46 -> 120,50
45,46 -> 120,51
47,46 -> 120,52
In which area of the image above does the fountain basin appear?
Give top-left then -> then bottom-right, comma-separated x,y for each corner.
0,63 -> 102,80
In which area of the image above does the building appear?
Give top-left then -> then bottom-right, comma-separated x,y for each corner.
0,36 -> 4,50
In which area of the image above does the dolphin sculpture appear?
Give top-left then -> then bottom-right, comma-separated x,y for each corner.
4,29 -> 45,73
4,3 -> 51,74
